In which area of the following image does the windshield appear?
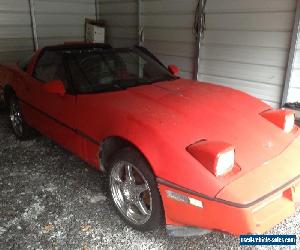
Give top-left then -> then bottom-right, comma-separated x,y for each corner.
65,48 -> 176,94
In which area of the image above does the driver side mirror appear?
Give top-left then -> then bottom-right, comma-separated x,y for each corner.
168,65 -> 180,75
43,79 -> 66,96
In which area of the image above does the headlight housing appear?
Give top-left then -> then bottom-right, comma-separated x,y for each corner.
261,109 -> 295,133
284,112 -> 295,133
215,148 -> 235,176
186,141 -> 235,177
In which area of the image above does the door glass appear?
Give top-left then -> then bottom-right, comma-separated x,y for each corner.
34,50 -> 69,88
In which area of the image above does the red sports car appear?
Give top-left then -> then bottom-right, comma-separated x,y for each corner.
0,43 -> 299,236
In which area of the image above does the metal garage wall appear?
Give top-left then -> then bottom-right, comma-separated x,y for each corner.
142,0 -> 196,79
98,0 -> 195,78
287,25 -> 300,103
98,0 -> 138,47
35,0 -> 96,47
0,0 -> 33,63
0,0 -> 95,63
198,0 -> 297,108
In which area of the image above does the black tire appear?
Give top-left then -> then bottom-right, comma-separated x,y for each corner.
0,91 -> 6,110
8,94 -> 33,140
108,147 -> 164,231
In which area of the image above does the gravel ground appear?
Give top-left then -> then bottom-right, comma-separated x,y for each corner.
0,110 -> 299,250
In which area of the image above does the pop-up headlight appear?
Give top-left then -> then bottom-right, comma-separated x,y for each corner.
261,109 -> 295,133
186,141 -> 235,177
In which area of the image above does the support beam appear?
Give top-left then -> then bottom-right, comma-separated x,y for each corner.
193,34 -> 202,80
193,0 -> 207,80
29,0 -> 38,51
281,0 -> 300,106
137,0 -> 143,46
95,0 -> 98,21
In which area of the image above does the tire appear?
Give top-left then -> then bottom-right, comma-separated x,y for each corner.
108,147 -> 164,231
8,94 -> 33,140
0,90 -> 5,110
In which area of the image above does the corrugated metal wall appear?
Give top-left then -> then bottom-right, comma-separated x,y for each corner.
0,0 -> 95,63
198,0 -> 297,108
99,0 -> 297,107
0,0 -> 33,63
287,25 -> 300,102
98,0 -> 138,47
0,0 -> 299,106
142,0 -> 196,79
35,0 -> 95,47
98,0 -> 196,79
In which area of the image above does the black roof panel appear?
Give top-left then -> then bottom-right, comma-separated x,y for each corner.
44,43 -> 112,51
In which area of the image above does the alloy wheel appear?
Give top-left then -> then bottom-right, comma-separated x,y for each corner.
110,161 -> 152,225
9,97 -> 23,137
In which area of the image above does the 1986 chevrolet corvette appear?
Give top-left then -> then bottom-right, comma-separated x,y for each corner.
0,43 -> 299,236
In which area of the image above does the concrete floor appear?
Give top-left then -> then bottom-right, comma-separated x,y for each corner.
0,110 -> 299,249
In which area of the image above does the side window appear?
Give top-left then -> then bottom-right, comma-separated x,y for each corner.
34,50 -> 68,86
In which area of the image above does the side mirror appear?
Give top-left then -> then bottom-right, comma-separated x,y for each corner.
168,65 -> 180,75
43,80 -> 65,96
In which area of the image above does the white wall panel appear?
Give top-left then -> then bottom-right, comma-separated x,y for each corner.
200,45 -> 289,68
206,0 -> 296,13
143,40 -> 194,58
0,0 -> 33,63
99,0 -> 137,47
142,0 -> 196,78
287,25 -> 300,103
204,30 -> 292,49
294,50 -> 300,68
199,0 -> 297,108
143,14 -> 194,29
206,12 -> 294,32
290,69 -> 300,87
35,0 -> 95,46
0,0 -> 96,63
144,28 -> 194,43
100,2 -> 136,14
143,0 -> 195,13
199,60 -> 285,86
35,1 -> 95,14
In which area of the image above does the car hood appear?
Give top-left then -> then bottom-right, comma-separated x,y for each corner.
123,79 -> 299,172
81,78 -> 298,180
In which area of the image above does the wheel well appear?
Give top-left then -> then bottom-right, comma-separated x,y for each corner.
100,136 -> 145,172
3,85 -> 15,106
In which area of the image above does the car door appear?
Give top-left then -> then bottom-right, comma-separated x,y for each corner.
25,49 -> 80,155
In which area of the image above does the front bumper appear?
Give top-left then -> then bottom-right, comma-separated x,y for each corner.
159,179 -> 300,235
158,136 -> 300,235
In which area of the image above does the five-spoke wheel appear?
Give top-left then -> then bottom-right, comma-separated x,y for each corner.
108,147 -> 164,231
8,95 -> 32,140
110,162 -> 152,225
9,95 -> 23,137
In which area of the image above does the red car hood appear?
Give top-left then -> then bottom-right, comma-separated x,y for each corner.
121,79 -> 298,173
84,79 -> 298,182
